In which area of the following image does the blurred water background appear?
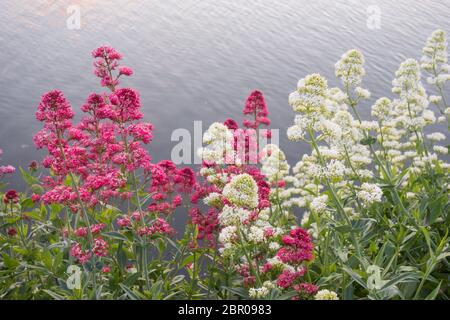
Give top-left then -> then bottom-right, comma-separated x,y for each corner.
1,0 -> 449,190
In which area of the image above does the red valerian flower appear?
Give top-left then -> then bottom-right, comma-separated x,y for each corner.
101,265 -> 111,273
93,238 -> 109,257
276,227 -> 314,264
119,66 -> 133,76
0,149 -> 15,178
3,189 -> 19,204
7,227 -> 17,237
70,243 -> 92,264
243,90 -> 269,128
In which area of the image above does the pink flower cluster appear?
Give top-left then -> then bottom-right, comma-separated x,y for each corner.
31,46 -> 199,271
92,46 -> 123,89
70,237 -> 109,264
0,149 -> 15,178
34,46 -> 195,220
74,223 -> 105,238
3,189 -> 19,204
242,90 -> 270,130
137,217 -> 175,237
276,227 -> 314,265
70,243 -> 92,264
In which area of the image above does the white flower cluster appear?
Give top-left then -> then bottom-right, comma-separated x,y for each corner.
314,289 -> 339,300
248,286 -> 269,299
284,57 -> 374,213
218,175 -> 284,257
218,225 -> 237,248
421,29 -> 450,86
249,281 -> 276,299
289,74 -> 330,120
222,173 -> 259,209
421,29 -> 450,124
310,195 -> 329,214
259,144 -> 290,183
219,205 -> 251,226
197,122 -> 235,164
357,183 -> 383,205
335,49 -> 366,89
203,192 -> 222,208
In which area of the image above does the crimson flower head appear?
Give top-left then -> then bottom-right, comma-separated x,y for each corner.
243,90 -> 268,117
92,46 -> 123,88
109,88 -> 143,122
7,227 -> 17,237
224,118 -> 238,130
35,90 -> 74,126
28,160 -> 38,172
92,45 -> 122,60
242,90 -> 270,130
119,66 -> 133,76
3,189 -> 19,204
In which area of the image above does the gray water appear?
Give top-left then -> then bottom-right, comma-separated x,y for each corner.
1,0 -> 450,189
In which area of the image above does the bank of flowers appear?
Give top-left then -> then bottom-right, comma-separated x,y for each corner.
0,29 -> 449,300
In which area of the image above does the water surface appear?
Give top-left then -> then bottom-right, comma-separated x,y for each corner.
1,0 -> 450,188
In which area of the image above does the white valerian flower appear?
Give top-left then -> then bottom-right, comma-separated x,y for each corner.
268,242 -> 280,251
371,97 -> 393,121
247,226 -> 265,244
326,159 -> 347,180
249,286 -> 269,299
287,124 -> 304,141
433,145 -> 448,155
219,205 -> 251,227
357,183 -> 383,205
316,118 -> 342,140
259,144 -> 290,183
310,195 -> 328,214
222,174 -> 259,209
203,192 -> 223,208
198,122 -> 235,164
289,73 -> 330,118
422,109 -> 436,124
429,95 -> 442,104
421,29 -> 448,75
335,49 -> 366,87
426,132 -> 446,141
218,225 -> 237,244
355,86 -> 371,99
315,289 -> 339,300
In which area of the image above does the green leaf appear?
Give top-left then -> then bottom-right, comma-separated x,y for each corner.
221,286 -> 248,298
274,290 -> 298,300
425,281 -> 442,300
43,289 -> 66,300
19,167 -> 38,185
103,231 -> 129,242
380,272 -> 420,291
119,283 -> 144,300
2,253 -> 19,270
123,272 -> 140,287
170,275 -> 185,286
342,266 -> 367,289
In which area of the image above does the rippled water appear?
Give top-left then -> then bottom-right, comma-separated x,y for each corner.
1,0 -> 450,188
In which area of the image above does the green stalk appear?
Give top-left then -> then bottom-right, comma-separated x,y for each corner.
307,127 -> 365,266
